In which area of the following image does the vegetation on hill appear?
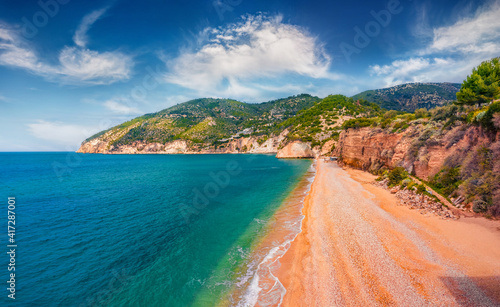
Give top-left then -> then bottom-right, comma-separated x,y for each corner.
352,82 -> 461,112
277,95 -> 384,146
84,94 -> 320,147
84,82 -> 462,149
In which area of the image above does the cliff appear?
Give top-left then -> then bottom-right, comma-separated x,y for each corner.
276,141 -> 315,158
334,115 -> 500,216
335,124 -> 498,180
77,136 -> 281,154
78,129 -> 323,159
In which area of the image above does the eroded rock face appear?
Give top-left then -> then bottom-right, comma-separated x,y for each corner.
76,128 -> 291,155
276,141 -> 315,158
335,125 -> 498,180
320,139 -> 336,156
76,136 -> 282,154
163,140 -> 189,153
335,128 -> 406,170
76,139 -> 109,153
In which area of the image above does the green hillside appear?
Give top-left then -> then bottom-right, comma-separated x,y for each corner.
84,94 -> 321,146
352,82 -> 461,112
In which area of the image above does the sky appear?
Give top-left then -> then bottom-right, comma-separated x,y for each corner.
0,0 -> 499,151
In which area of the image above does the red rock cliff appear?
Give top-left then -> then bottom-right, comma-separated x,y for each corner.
335,124 -> 498,180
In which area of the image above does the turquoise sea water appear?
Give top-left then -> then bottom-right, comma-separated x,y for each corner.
0,153 -> 311,306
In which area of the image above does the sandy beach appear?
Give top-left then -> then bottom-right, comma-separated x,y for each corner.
277,159 -> 500,306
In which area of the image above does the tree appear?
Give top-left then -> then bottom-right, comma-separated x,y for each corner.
457,57 -> 500,107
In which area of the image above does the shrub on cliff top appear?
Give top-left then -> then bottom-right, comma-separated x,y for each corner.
431,104 -> 459,122
383,110 -> 398,120
388,167 -> 408,186
490,204 -> 500,217
493,113 -> 500,130
401,178 -> 412,187
380,118 -> 392,129
414,108 -> 429,119
478,101 -> 500,130
342,118 -> 374,129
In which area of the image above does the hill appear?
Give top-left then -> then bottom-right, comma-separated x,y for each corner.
78,94 -> 383,155
80,82 -> 465,154
352,82 -> 461,112
80,94 -> 323,153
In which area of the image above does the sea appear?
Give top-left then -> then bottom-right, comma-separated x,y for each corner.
0,153 -> 313,306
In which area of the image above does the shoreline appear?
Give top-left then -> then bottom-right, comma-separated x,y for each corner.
219,160 -> 316,306
276,160 -> 500,306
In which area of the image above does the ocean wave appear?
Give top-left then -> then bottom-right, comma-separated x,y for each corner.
253,218 -> 266,224
236,160 -> 317,306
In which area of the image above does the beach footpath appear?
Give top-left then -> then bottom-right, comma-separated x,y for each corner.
277,160 -> 500,306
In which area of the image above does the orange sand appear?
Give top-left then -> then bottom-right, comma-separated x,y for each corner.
276,160 -> 500,306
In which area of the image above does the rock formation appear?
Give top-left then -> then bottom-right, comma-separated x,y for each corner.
335,124 -> 499,180
276,141 -> 315,158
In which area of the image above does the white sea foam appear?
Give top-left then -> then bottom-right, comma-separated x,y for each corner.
253,218 -> 265,224
236,160 -> 317,307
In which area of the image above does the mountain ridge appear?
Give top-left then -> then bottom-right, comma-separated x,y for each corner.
351,82 -> 461,112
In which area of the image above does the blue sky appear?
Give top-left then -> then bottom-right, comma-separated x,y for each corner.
1,0 -> 499,151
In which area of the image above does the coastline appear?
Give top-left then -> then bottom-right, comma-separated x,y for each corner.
277,160 -> 500,306
217,160 -> 316,306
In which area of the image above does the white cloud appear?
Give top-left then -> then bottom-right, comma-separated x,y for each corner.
369,57 -> 470,86
0,26 -> 52,73
58,47 -> 132,83
0,27 -> 14,41
411,4 -> 433,40
27,120 -> 101,148
104,99 -> 141,115
428,1 -> 500,54
73,7 -> 108,48
371,57 -> 431,77
163,14 -> 332,100
369,1 -> 500,88
0,17 -> 132,85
